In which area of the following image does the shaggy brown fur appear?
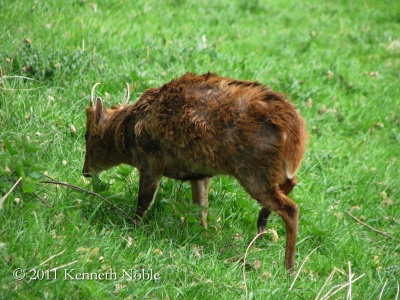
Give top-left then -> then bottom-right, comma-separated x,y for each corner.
83,72 -> 307,271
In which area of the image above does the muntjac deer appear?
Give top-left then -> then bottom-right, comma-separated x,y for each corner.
83,72 -> 307,271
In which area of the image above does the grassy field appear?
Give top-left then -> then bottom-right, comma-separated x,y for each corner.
1,0 -> 399,298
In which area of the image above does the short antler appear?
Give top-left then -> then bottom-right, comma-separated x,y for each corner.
90,83 -> 101,107
121,83 -> 130,108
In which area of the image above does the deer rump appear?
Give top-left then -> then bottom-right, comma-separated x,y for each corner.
84,72 -> 307,271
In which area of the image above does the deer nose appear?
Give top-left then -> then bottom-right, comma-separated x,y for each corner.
82,166 -> 92,177
82,160 -> 92,177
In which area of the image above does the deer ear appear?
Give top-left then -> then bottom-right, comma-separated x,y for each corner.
95,97 -> 108,126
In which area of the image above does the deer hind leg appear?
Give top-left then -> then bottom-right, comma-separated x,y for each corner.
279,176 -> 297,196
236,174 -> 299,271
190,177 -> 211,228
257,207 -> 272,237
269,188 -> 299,271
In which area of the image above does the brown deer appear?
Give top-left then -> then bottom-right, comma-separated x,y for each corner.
82,72 -> 307,271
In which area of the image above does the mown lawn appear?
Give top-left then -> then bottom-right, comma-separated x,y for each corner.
1,0 -> 399,299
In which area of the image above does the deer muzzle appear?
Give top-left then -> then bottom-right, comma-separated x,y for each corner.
82,161 -> 92,177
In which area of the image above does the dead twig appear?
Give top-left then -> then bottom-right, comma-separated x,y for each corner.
40,179 -> 135,223
33,192 -> 52,208
217,225 -> 243,257
0,177 -> 22,210
33,192 -> 73,223
346,211 -> 398,241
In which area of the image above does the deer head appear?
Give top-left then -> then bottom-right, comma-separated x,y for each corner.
82,83 -> 131,177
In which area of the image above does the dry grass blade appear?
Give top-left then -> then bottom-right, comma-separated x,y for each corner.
28,248 -> 67,272
40,179 -> 135,223
378,279 -> 388,300
314,267 -> 342,300
243,231 -> 265,300
347,261 -> 353,300
0,177 -> 22,210
0,66 -> 5,90
1,75 -> 39,81
0,86 -> 45,91
320,273 -> 365,300
49,260 -> 79,273
289,245 -> 322,290
27,249 -> 71,283
39,248 -> 67,266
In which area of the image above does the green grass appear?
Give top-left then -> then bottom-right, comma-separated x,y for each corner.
1,0 -> 399,298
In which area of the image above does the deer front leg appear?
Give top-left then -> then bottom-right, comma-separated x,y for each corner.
190,177 -> 211,228
134,169 -> 161,223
